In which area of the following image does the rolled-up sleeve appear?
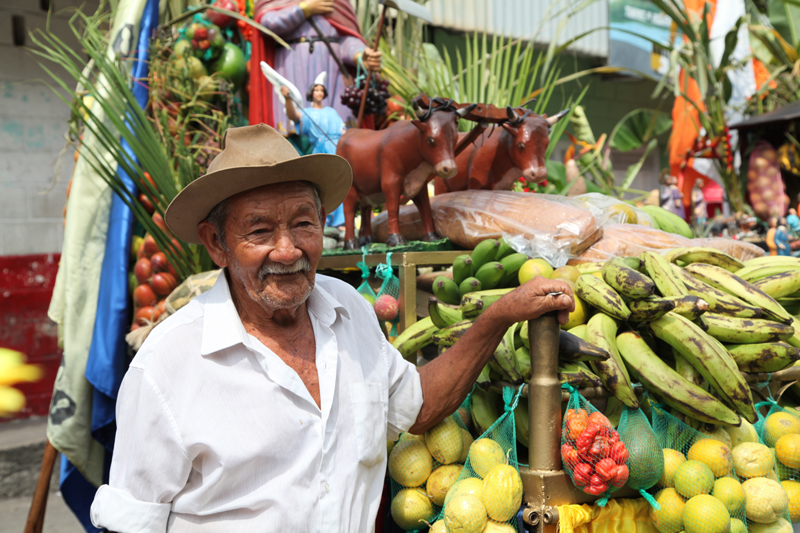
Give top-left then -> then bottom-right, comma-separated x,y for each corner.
91,368 -> 191,532
383,337 -> 424,440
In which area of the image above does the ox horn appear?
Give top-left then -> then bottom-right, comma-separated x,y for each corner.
546,108 -> 570,126
506,106 -> 522,124
414,106 -> 426,119
455,103 -> 478,118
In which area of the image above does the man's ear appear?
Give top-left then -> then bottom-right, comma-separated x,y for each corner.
197,221 -> 229,267
320,206 -> 327,225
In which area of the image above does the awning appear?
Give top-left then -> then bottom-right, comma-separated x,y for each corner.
729,101 -> 800,130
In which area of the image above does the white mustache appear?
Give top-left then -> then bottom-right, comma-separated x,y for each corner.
258,257 -> 311,280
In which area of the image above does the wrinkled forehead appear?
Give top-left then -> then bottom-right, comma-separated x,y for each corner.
228,182 -> 318,219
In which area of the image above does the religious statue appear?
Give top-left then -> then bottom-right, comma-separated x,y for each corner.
249,0 -> 381,133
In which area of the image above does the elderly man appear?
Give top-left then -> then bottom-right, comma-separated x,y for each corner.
89,124 -> 574,532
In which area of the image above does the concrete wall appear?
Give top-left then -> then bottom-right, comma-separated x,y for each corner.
0,0 -> 98,256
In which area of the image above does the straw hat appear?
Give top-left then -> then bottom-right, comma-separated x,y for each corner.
165,124 -> 352,244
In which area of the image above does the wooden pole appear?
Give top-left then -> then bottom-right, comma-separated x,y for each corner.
356,6 -> 387,128
307,16 -> 354,87
24,440 -> 58,533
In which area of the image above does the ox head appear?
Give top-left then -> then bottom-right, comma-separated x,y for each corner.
502,106 -> 570,183
411,98 -> 476,180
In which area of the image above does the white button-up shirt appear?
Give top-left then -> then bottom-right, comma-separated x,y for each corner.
90,273 -> 424,532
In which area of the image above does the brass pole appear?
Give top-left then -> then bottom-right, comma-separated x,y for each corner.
527,312 -> 561,471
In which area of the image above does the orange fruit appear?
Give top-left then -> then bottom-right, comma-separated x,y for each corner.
688,439 -> 732,477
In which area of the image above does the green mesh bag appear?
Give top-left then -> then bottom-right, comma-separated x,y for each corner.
561,384 -> 629,506
434,386 -> 524,532
650,403 -> 749,533
374,252 -> 401,336
356,249 -> 377,305
617,405 -> 664,508
387,396 -> 473,532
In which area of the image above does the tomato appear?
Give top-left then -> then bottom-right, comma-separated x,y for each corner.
610,464 -> 629,488
594,458 -> 617,482
210,43 -> 246,89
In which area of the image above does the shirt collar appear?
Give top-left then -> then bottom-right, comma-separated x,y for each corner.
199,271 -> 350,357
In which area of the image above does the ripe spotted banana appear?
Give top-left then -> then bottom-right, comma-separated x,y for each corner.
391,316 -> 437,361
702,313 -> 795,344
649,312 -> 756,423
576,274 -> 631,321
559,362 -> 603,388
663,295 -> 709,321
586,313 -> 638,408
616,331 -> 741,426
725,342 -> 800,373
742,256 -> 800,269
460,288 -> 514,318
558,329 -> 610,362
753,270 -> 800,300
642,251 -> 687,297
602,257 -> 656,300
432,319 -> 473,346
736,263 -> 800,283
576,261 -> 604,274
488,324 -> 523,383
668,247 -> 744,272
628,297 -> 676,322
671,264 -> 763,318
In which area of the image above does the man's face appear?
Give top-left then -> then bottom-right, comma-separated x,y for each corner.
209,182 -> 324,311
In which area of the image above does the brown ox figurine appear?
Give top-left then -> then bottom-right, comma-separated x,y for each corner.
337,98 -> 476,249
434,107 -> 569,194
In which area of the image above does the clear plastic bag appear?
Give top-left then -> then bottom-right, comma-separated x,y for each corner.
573,193 -> 656,229
430,191 -> 601,268
650,403 -> 748,533
569,224 -> 693,264
164,269 -> 222,314
690,237 -> 766,262
561,384 -> 629,505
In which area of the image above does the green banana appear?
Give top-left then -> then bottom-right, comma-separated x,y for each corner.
474,261 -> 505,290
628,297 -> 676,322
515,346 -> 531,380
673,348 -> 703,387
391,316 -> 437,361
559,362 -> 602,388
742,256 -> 800,269
736,263 -> 800,283
604,396 -> 625,428
684,263 -> 792,323
459,277 -> 482,296
575,261 -> 604,274
428,297 -> 463,329
669,247 -> 744,272
499,253 -> 528,288
488,325 -> 523,383
476,363 -> 492,390
576,274 -> 632,320
567,324 -> 588,341
663,295 -> 709,321
649,312 -> 756,423
514,401 -> 530,447
431,319 -> 473,346
471,239 -> 501,270
725,342 -> 800,373
754,270 -> 800,300
622,256 -> 645,273
471,388 -> 503,435
602,257 -> 656,300
702,313 -> 794,343
460,288 -> 514,318
642,205 -> 694,238
496,238 -> 514,261
452,254 -> 474,286
642,251 -> 688,297
671,264 -> 764,318
432,275 -> 461,306
616,331 -> 741,426
559,329 -> 610,362
663,247 -> 692,263
586,313 -> 639,408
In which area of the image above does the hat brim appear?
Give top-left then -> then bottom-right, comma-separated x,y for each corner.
165,154 -> 352,245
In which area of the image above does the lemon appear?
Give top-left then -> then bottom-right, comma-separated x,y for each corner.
429,520 -> 446,533
444,494 -> 488,533
389,439 -> 433,487
426,416 -> 463,465
387,440 -> 395,456
445,478 -> 484,508
518,258 -> 553,285
730,518 -> 747,533
743,477 -> 790,523
427,464 -> 463,506
391,488 -> 435,531
552,265 -> 581,283
661,449 -> 687,488
651,488 -> 686,533
763,412 -> 800,447
484,520 -> 517,533
564,295 -> 589,330
682,494 -> 730,533
481,464 -> 523,521
703,426 -> 732,448
748,518 -> 793,533
782,480 -> 800,522
468,438 -> 506,478
398,432 -> 425,444
674,460 -> 715,498
776,434 -> 800,470
725,419 -> 759,448
732,442 -> 775,479
458,428 -> 474,463
712,477 -> 746,514
687,439 -> 732,478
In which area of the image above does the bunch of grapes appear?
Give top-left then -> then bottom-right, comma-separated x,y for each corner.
341,77 -> 390,116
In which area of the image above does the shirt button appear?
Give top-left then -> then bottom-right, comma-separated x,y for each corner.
324,482 -> 330,492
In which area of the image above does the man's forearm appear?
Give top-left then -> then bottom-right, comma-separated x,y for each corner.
408,304 -> 512,434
